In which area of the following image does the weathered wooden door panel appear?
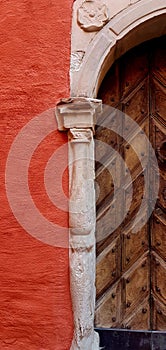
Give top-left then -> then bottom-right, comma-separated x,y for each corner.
95,36 -> 166,331
124,302 -> 150,331
95,281 -> 121,328
123,79 -> 149,126
151,254 -> 166,305
96,236 -> 121,298
120,47 -> 149,99
123,172 -> 146,226
151,212 -> 166,261
121,255 -> 150,320
151,80 -> 166,123
153,300 -> 166,331
123,118 -> 149,178
122,223 -> 148,272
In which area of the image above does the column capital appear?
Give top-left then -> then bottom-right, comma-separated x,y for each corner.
69,128 -> 92,144
55,97 -> 102,131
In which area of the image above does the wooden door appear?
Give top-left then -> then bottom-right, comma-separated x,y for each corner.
95,36 -> 166,331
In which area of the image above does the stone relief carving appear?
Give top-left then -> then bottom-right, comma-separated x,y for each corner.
69,128 -> 92,142
70,51 -> 85,72
77,0 -> 110,32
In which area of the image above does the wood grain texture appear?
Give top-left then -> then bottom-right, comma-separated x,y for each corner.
95,36 -> 166,331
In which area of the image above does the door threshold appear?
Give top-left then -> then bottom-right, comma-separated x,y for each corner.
95,328 -> 166,350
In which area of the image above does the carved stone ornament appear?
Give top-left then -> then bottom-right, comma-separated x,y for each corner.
70,51 -> 85,72
56,97 -> 102,131
55,97 -> 102,350
77,0 -> 110,32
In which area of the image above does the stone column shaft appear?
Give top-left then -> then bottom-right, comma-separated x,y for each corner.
56,97 -> 102,350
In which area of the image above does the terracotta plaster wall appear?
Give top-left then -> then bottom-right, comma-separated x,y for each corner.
0,1 -> 73,349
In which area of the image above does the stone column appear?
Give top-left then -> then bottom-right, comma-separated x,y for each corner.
56,97 -> 102,350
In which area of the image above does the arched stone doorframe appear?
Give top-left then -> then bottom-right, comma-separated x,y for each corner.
71,0 -> 166,98
56,1 -> 166,349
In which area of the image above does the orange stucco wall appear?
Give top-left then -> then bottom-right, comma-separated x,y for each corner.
0,1 -> 73,349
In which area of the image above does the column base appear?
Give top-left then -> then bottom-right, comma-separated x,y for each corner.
70,330 -> 100,350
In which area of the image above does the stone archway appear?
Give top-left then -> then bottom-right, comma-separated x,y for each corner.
56,2 -> 166,349
71,0 -> 166,97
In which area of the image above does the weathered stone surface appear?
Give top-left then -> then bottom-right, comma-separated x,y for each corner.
70,51 -> 85,72
56,99 -> 101,350
77,0 -> 110,32
71,0 -> 166,97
